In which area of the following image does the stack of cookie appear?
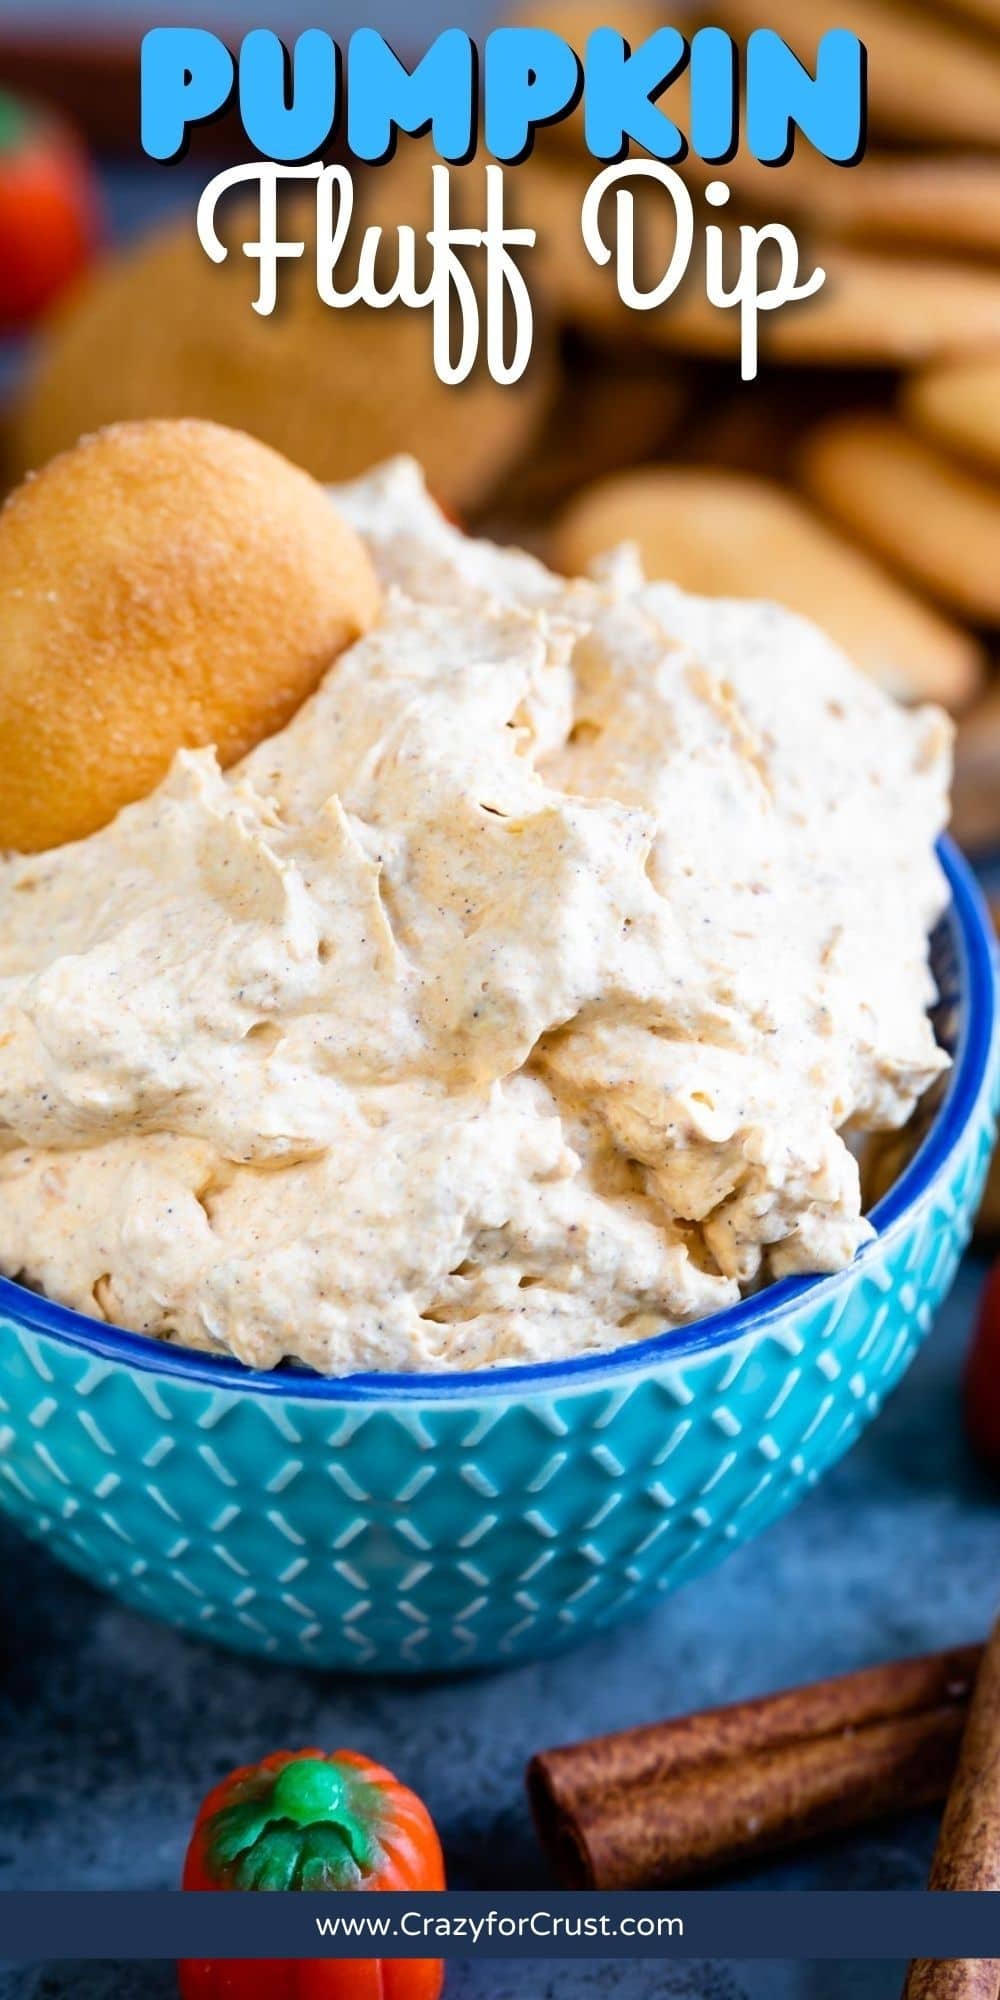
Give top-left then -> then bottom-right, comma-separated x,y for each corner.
499,0 -> 1000,855
799,393 -> 1000,857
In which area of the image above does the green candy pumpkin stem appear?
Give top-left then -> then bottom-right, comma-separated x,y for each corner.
207,1757 -> 380,1890
271,1759 -> 349,1827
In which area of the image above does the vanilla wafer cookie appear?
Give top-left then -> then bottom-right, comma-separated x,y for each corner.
521,157 -> 1000,364
0,420 -> 380,853
698,149 -> 1000,262
904,356 -> 1000,481
13,188 -> 554,512
800,414 -> 1000,625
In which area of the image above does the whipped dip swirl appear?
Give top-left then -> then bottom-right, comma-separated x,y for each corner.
0,460 -> 952,1372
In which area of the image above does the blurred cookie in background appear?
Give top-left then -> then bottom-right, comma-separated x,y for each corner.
517,155 -> 1000,368
797,390 -> 1000,859
799,414 -> 1000,626
904,354 -> 1000,481
551,463 -> 984,706
11,179 -> 555,516
692,149 -> 1000,263
636,243 -> 1000,368
505,0 -> 1000,380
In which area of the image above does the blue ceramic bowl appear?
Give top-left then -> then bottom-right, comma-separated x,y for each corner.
0,838 -> 996,1673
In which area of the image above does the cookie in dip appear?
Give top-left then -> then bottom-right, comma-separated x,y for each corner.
0,456 -> 952,1372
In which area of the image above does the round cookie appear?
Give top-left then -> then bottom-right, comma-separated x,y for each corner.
800,414 -> 1000,626
521,157 -> 1000,366
904,356 -> 1000,481
691,148 -> 1000,262
0,419 -> 380,853
515,6 -> 1000,254
11,183 -> 554,512
551,465 -> 983,708
810,154 -> 1000,260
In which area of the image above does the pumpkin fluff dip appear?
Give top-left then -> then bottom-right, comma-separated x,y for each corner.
0,450 -> 951,1373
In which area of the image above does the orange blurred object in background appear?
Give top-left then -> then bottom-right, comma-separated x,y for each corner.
0,89 -> 100,329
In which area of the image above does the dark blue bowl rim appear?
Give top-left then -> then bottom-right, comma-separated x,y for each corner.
0,836 -> 996,1403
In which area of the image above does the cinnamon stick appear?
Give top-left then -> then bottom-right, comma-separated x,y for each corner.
903,1617 -> 1000,2000
904,1967 -> 999,2000
528,1643 -> 982,1889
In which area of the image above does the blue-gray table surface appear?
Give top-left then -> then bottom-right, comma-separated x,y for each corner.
0,166 -> 997,2000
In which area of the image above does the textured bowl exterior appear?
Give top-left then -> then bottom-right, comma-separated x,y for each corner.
0,843 -> 996,1672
